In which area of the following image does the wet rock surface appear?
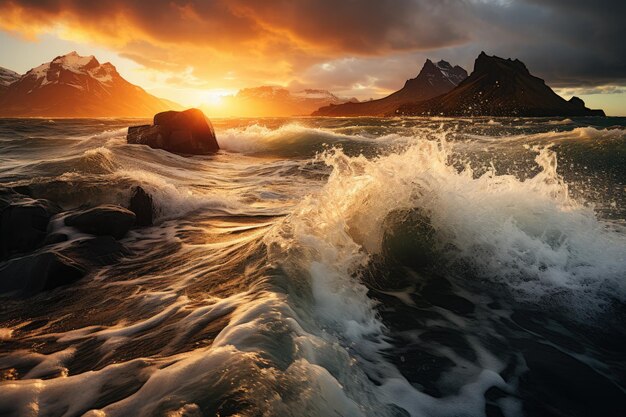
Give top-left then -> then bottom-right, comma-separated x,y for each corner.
64,205 -> 135,239
0,198 -> 61,260
0,189 -> 143,296
129,186 -> 154,227
0,251 -> 85,296
127,108 -> 219,155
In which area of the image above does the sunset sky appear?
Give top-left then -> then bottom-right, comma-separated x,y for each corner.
1,0 -> 624,115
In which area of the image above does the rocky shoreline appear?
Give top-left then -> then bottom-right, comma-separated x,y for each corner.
0,185 -> 155,297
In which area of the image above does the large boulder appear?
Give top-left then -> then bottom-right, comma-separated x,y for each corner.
64,205 -> 135,239
127,108 -> 219,155
0,251 -> 85,296
0,198 -> 61,259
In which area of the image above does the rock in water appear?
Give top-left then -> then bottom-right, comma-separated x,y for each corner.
61,236 -> 131,267
127,108 -> 219,155
65,205 -> 135,239
0,252 -> 85,296
0,198 -> 60,259
0,236 -> 132,297
129,186 -> 154,226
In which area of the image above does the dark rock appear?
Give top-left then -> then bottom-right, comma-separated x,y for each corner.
0,188 -> 19,211
0,199 -> 61,259
43,233 -> 68,245
60,236 -> 131,267
0,251 -> 85,296
129,186 -> 154,227
127,108 -> 219,155
65,205 -> 135,239
568,96 -> 586,109
0,236 -> 131,296
11,185 -> 33,197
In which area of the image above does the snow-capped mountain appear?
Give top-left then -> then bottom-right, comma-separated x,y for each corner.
210,86 -> 355,117
0,52 -> 180,117
0,67 -> 20,92
313,59 -> 467,116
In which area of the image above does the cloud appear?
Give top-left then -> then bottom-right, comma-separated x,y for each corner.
0,0 -> 624,96
556,85 -> 626,97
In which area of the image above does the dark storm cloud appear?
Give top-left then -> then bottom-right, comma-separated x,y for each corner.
472,0 -> 626,86
0,0 -> 471,50
0,0 -> 624,89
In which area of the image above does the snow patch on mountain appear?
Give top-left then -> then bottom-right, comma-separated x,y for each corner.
435,60 -> 467,86
24,51 -> 115,90
0,51 -> 178,117
0,67 -> 20,87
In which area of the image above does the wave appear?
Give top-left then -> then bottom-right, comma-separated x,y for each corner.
465,126 -> 625,146
529,126 -> 625,141
218,123 -> 409,156
252,135 -> 626,415
547,118 -> 574,125
1,119 -> 624,417
304,139 -> 625,311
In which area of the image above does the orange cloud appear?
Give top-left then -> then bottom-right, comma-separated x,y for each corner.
2,0 -> 624,103
0,1 -> 469,85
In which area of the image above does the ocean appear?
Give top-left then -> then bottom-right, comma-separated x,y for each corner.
0,116 -> 625,416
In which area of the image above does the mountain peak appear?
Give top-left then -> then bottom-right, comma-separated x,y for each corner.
52,51 -> 99,69
394,52 -> 605,117
0,52 -> 179,117
414,58 -> 468,87
421,59 -> 437,71
314,58 -> 466,116
474,52 -> 529,75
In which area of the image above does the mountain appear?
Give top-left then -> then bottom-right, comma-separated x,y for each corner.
0,52 -> 181,117
312,59 -> 467,116
0,67 -> 20,93
205,86 -> 355,117
393,52 -> 605,117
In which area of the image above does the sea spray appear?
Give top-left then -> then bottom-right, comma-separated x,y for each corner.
0,117 -> 624,417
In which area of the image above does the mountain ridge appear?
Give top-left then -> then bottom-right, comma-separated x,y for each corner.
0,66 -> 20,93
0,52 -> 180,117
392,52 -> 605,117
312,59 -> 468,116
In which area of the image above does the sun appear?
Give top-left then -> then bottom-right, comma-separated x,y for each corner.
201,91 -> 224,106
197,89 -> 236,108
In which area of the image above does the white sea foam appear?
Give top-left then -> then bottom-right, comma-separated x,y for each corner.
258,133 -> 625,415
307,139 -> 625,310
218,123 -> 407,154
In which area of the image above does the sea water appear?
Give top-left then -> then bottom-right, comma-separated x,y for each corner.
0,116 -> 624,416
